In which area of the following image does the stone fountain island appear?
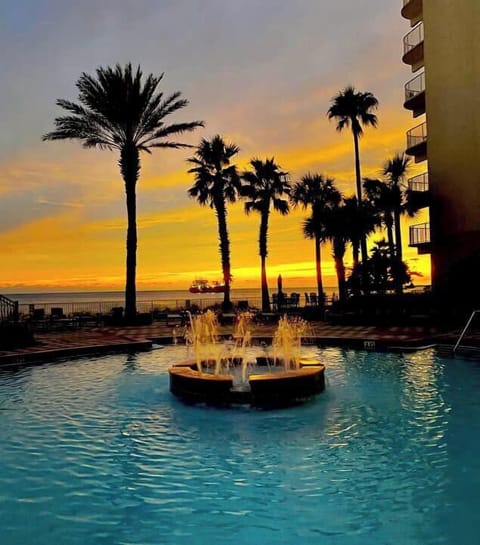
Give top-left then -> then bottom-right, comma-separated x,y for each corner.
169,311 -> 325,408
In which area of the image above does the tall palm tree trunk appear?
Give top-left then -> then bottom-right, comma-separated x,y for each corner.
393,207 -> 403,295
394,208 -> 403,261
352,240 -> 360,269
385,214 -> 395,259
260,255 -> 270,312
333,237 -> 347,303
259,209 -> 271,312
351,239 -> 361,296
121,145 -> 140,323
215,198 -> 232,311
353,132 -> 362,205
314,235 -> 324,308
353,131 -> 368,265
386,212 -> 402,295
334,257 -> 347,302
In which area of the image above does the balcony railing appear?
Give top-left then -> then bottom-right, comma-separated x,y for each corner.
0,294 -> 18,321
409,222 -> 430,246
403,23 -> 424,54
408,172 -> 429,192
402,0 -> 423,18
407,121 -> 427,149
405,72 -> 425,102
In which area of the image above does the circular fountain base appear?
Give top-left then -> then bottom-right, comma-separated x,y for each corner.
169,362 -> 325,408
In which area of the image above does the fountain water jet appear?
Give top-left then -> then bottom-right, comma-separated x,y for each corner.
272,315 -> 308,370
169,311 -> 325,408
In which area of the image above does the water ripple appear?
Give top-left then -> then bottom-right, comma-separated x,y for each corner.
0,347 -> 480,544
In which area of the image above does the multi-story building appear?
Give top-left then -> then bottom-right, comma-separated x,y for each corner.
402,0 -> 480,309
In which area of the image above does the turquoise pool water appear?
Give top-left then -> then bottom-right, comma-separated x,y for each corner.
1,346 -> 479,544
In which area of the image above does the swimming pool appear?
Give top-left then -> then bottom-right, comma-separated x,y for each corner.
0,346 -> 479,544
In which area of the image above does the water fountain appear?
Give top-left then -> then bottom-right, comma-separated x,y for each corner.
169,311 -> 325,407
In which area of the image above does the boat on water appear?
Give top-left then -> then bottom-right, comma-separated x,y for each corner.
189,279 -> 226,294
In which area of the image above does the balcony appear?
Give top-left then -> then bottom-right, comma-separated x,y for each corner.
407,172 -> 429,209
409,222 -> 431,254
406,122 -> 427,162
401,0 -> 423,25
404,72 -> 425,117
402,23 -> 424,71
408,172 -> 428,192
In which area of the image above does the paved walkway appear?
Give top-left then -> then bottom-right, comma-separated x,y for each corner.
0,321 -> 463,366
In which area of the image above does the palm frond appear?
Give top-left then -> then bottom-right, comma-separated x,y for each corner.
139,121 -> 204,148
44,63 -> 203,156
272,197 -> 290,215
148,141 -> 195,149
327,85 -> 379,137
303,216 -> 316,240
383,153 -> 410,183
42,115 -> 118,149
244,200 -> 262,215
187,135 -> 241,211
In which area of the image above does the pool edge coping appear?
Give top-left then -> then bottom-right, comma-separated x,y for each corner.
0,334 -> 462,368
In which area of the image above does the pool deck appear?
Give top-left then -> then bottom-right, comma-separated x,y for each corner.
0,321 -> 469,366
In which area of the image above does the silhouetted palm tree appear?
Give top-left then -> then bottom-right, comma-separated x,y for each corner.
383,153 -> 410,261
291,174 -> 341,304
362,239 -> 411,295
187,135 -> 241,310
328,197 -> 379,295
364,174 -> 413,295
363,177 -> 396,259
43,63 -> 203,322
241,158 -> 290,312
327,86 -> 379,264
332,235 -> 348,302
323,203 -> 350,302
342,196 -> 380,270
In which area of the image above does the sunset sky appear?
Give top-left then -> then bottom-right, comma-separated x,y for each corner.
0,0 -> 429,293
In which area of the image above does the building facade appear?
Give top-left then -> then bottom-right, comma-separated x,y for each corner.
402,0 -> 480,309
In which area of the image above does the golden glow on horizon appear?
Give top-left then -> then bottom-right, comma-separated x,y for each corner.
0,181 -> 431,292
0,100 -> 431,292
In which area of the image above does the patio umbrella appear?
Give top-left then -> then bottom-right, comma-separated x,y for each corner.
277,274 -> 283,294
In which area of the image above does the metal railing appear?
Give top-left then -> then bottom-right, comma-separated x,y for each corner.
0,294 -> 18,321
404,22 -> 424,54
405,71 -> 425,101
409,222 -> 430,245
16,293 -> 340,321
407,121 -> 427,149
453,310 -> 480,353
17,298 -> 233,317
408,172 -> 429,192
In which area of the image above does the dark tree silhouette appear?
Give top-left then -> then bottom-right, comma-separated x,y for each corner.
323,202 -> 350,302
341,196 -> 380,271
187,135 -> 241,310
241,158 -> 290,312
363,177 -> 396,260
291,174 -> 341,306
350,239 -> 411,295
43,63 -> 203,322
327,86 -> 379,265
365,155 -> 417,295
332,234 -> 348,303
383,153 -> 410,262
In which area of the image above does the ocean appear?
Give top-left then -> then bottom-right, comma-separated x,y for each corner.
7,287 -> 340,315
